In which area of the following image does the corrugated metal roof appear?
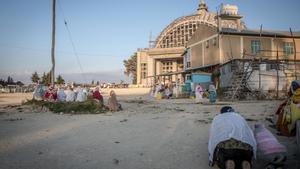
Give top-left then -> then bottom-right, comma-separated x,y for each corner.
221,28 -> 300,38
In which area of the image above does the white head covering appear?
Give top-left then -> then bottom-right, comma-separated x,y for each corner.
76,88 -> 87,102
57,88 -> 66,101
209,84 -> 216,92
66,88 -> 76,102
208,112 -> 257,162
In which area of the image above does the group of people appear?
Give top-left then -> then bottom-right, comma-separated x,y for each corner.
33,85 -> 93,102
195,84 -> 217,103
151,81 -> 217,103
151,82 -> 175,99
33,85 -> 122,111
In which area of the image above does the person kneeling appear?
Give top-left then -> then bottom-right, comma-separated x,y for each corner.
208,106 -> 257,169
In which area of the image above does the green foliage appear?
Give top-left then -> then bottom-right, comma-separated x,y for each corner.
211,68 -> 220,88
41,72 -> 52,86
211,69 -> 220,80
23,99 -> 107,114
39,72 -> 64,85
123,53 -> 137,84
56,75 -> 65,84
0,79 -> 6,86
31,71 -> 40,83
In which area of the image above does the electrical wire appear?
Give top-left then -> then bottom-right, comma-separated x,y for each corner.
57,0 -> 88,84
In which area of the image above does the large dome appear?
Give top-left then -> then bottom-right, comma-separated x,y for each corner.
155,2 -> 245,48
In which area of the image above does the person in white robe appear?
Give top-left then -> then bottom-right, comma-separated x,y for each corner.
195,84 -> 203,102
57,87 -> 66,102
154,82 -> 162,98
66,87 -> 76,102
208,106 -> 256,169
76,87 -> 87,102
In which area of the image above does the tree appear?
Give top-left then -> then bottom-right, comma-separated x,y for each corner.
7,76 -> 14,85
123,53 -> 137,84
41,72 -> 47,84
0,79 -> 6,86
41,72 -> 51,86
56,75 -> 65,84
31,71 -> 40,83
91,80 -> 95,85
211,68 -> 221,89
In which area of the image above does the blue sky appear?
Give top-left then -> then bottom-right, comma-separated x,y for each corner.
0,0 -> 300,83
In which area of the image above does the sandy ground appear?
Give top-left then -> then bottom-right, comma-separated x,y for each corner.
0,93 -> 32,106
0,88 -> 299,169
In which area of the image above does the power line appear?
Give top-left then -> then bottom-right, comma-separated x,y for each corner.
57,0 -> 87,83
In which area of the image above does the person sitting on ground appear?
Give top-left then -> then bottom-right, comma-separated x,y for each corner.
57,87 -> 66,102
83,85 -> 88,97
164,85 -> 173,99
276,87 -> 300,136
208,84 -> 217,103
273,80 -> 300,137
93,87 -> 103,105
208,106 -> 257,169
33,84 -> 44,100
66,87 -> 76,102
107,90 -> 122,111
154,82 -> 163,98
76,87 -> 87,102
44,86 -> 57,102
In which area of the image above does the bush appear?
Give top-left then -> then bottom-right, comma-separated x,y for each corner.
23,99 -> 107,114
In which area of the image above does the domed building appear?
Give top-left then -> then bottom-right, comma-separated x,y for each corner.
136,0 -> 245,85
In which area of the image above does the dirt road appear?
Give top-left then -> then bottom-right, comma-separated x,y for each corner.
0,89 -> 299,169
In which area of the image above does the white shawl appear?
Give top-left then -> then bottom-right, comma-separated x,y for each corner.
208,112 -> 257,162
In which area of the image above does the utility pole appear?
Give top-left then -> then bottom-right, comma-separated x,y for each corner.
290,28 -> 297,80
51,0 -> 56,86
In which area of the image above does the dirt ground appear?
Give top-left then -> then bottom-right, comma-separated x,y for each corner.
0,88 -> 299,169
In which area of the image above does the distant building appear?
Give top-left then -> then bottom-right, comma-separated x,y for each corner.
136,0 -> 300,97
136,0 -> 244,86
185,4 -> 300,98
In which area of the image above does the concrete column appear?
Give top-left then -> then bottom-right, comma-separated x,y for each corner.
156,61 -> 160,75
240,36 -> 244,58
137,52 -> 141,84
202,43 -> 205,66
174,61 -> 177,82
219,35 -> 223,63
147,56 -> 155,85
271,38 -> 275,58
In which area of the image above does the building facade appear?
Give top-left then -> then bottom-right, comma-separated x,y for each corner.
136,0 -> 300,94
136,1 -> 244,86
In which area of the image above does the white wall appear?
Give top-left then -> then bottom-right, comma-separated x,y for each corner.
248,70 -> 287,91
220,62 -> 288,91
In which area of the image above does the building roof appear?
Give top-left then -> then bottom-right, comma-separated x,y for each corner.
221,28 -> 300,38
155,1 -> 246,48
